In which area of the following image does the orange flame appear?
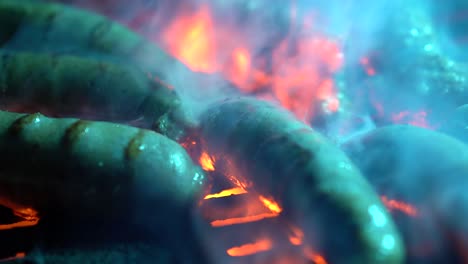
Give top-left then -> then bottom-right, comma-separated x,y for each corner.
209,194 -> 282,227
204,177 -> 283,227
227,238 -> 273,257
259,195 -> 282,214
204,187 -> 247,199
381,196 -> 419,217
199,151 -> 215,171
211,212 -> 279,227
162,5 -> 217,72
160,4 -> 343,122
229,48 -> 251,87
0,200 -> 40,231
266,35 -> 342,121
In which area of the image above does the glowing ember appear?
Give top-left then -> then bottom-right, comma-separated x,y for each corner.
199,151 -> 215,171
207,192 -> 282,227
258,196 -> 282,214
391,110 -> 433,129
210,212 -> 279,227
381,196 -> 419,217
0,218 -> 39,231
180,140 -> 197,152
227,175 -> 250,189
0,252 -> 26,263
208,194 -> 282,227
304,247 -> 328,264
204,187 -> 247,200
288,226 -> 305,246
227,238 -> 273,257
13,207 -> 39,222
0,200 -> 40,230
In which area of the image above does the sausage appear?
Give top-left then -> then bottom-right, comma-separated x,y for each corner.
343,125 -> 468,263
0,51 -> 180,126
0,110 -> 206,220
198,97 -> 404,263
0,0 -> 188,77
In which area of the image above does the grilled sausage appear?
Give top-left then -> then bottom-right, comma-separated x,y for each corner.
198,97 -> 405,264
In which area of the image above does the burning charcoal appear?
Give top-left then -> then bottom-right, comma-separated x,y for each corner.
204,215 -> 284,253
198,176 -> 319,263
343,125 -> 468,263
0,110 -> 207,260
64,0 -> 345,127
198,97 -> 404,264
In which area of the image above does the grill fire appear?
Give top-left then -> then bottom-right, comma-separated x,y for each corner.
0,0 -> 467,263
195,148 -> 320,263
